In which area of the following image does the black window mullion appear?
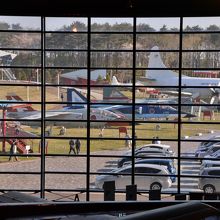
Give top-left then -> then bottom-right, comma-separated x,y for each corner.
177,16 -> 184,194
86,17 -> 91,201
40,16 -> 46,199
131,17 -> 136,186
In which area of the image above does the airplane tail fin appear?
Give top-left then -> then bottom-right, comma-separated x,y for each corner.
146,46 -> 178,83
103,87 -> 131,103
6,94 -> 35,111
66,88 -> 87,108
111,76 -> 120,85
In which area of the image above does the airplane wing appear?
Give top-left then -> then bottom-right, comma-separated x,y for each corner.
17,111 -> 83,120
161,90 -> 193,97
0,102 -> 32,109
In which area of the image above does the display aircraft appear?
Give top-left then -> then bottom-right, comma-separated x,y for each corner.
0,101 -> 32,110
67,88 -> 196,120
6,94 -> 125,128
142,46 -> 220,104
111,75 -> 158,95
103,104 -> 196,120
111,75 -> 144,86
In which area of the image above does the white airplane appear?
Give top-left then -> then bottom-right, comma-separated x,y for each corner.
111,75 -> 159,95
6,93 -> 125,128
143,46 -> 220,104
111,75 -> 144,86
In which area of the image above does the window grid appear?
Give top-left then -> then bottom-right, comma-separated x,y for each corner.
0,16 -> 219,200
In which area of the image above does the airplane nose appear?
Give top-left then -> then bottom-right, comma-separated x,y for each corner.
182,112 -> 197,118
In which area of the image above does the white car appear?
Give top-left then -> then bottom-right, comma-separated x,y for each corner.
95,163 -> 172,191
124,144 -> 174,156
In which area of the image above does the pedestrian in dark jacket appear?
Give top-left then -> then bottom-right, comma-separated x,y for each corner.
75,139 -> 81,154
9,139 -> 19,162
69,139 -> 76,155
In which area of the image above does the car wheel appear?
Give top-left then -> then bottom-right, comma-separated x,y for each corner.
150,182 -> 162,190
203,184 -> 215,194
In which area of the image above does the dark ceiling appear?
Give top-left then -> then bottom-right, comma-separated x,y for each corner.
1,0 -> 220,16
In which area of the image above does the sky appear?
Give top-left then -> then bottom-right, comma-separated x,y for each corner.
0,16 -> 220,31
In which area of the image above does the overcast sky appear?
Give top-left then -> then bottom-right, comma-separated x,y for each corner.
0,16 -> 220,30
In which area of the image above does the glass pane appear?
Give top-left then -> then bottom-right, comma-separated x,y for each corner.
0,85 -> 41,101
0,174 -> 40,190
136,34 -> 179,50
46,33 -> 87,50
0,32 -> 41,48
183,17 -> 220,32
182,51 -> 220,68
91,34 -> 133,50
0,16 -> 41,30
137,17 -> 180,32
45,51 -> 87,68
45,17 -> 88,32
91,18 -> 133,32
183,33 -> 220,50
91,52 -> 133,68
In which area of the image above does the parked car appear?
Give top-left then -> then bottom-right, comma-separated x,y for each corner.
203,149 -> 220,159
135,144 -> 174,154
200,160 -> 220,174
198,167 -> 220,193
118,149 -> 172,168
195,136 -> 220,157
95,163 -> 172,190
123,158 -> 176,182
196,144 -> 220,158
125,144 -> 174,156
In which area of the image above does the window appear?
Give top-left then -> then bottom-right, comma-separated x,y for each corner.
0,16 -> 220,201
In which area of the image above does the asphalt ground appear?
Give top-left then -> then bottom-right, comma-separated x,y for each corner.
0,131 -> 219,201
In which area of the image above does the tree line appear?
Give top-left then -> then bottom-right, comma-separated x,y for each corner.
0,21 -> 220,82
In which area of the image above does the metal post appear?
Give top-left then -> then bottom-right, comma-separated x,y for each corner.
2,107 -> 7,152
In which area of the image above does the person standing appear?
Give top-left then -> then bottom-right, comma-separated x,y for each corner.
125,133 -> 132,149
75,139 -> 81,155
59,126 -> 66,135
9,139 -> 19,162
134,132 -> 137,149
69,139 -> 76,155
61,93 -> 64,102
99,126 -> 105,137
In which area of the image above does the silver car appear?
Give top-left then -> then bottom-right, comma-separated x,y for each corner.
95,163 -> 172,191
197,144 -> 220,158
195,136 -> 220,157
198,167 -> 220,193
200,160 -> 220,174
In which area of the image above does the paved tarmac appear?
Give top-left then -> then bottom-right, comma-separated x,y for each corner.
0,131 -> 219,201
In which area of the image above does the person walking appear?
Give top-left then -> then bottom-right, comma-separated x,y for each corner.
9,139 -> 19,162
125,133 -> 132,149
75,139 -> 81,155
15,125 -> 20,135
152,136 -> 161,144
69,139 -> 76,155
